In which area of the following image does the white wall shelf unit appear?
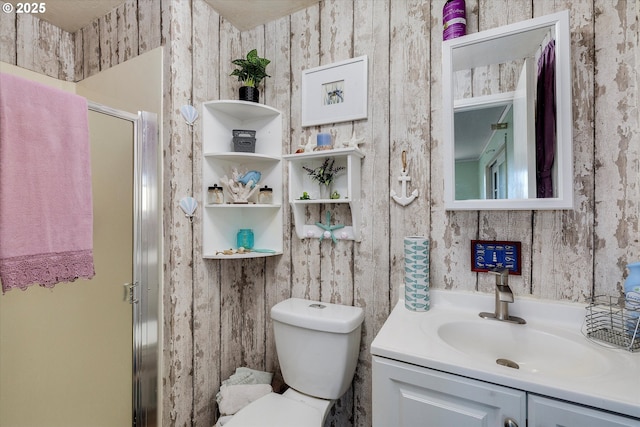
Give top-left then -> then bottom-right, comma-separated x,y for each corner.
283,147 -> 364,242
202,100 -> 283,259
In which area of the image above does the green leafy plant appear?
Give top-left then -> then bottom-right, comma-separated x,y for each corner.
230,49 -> 271,88
303,158 -> 345,186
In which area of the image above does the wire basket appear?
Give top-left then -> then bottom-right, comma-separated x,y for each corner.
584,295 -> 640,352
232,129 -> 256,153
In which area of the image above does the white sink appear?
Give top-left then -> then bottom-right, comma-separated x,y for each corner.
435,319 -> 610,378
371,289 -> 640,419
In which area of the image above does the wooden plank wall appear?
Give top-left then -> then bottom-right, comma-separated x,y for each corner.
1,1 -> 638,426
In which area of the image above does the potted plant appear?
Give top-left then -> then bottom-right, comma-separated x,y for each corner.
303,158 -> 345,199
230,49 -> 271,103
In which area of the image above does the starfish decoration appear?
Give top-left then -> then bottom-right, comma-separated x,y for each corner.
340,129 -> 365,148
315,211 -> 345,243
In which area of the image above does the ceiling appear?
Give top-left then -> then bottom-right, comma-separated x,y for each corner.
34,0 -> 320,32
206,0 -> 320,31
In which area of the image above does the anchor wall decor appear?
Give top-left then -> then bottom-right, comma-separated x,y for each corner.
391,150 -> 419,206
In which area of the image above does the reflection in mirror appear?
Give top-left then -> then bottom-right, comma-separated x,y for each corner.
454,99 -> 517,200
443,11 -> 573,210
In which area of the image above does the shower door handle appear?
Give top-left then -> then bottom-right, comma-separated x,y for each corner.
124,282 -> 139,304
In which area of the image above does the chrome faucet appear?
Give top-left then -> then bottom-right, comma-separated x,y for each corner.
479,269 -> 526,324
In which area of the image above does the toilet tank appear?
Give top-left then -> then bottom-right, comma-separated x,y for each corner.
271,298 -> 364,400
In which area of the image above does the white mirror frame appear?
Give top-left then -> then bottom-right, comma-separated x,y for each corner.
442,10 -> 573,210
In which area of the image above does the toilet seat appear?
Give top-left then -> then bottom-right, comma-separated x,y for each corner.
223,392 -> 324,427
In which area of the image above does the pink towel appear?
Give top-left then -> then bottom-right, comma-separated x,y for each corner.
0,73 -> 95,292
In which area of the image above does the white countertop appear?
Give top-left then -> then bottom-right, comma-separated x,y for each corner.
371,289 -> 640,419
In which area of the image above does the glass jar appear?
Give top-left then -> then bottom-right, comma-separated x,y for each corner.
236,229 -> 254,249
258,185 -> 273,204
207,184 -> 224,204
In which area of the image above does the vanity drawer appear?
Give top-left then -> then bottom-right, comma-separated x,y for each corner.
528,395 -> 640,427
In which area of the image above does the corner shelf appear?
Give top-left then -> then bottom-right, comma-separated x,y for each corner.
283,147 -> 365,242
202,100 -> 283,259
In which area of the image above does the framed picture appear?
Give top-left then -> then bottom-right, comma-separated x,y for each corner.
301,56 -> 368,127
470,240 -> 522,275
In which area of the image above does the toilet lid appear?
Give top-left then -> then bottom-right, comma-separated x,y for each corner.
223,393 -> 323,427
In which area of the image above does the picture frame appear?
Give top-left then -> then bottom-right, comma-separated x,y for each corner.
470,240 -> 522,275
301,55 -> 368,127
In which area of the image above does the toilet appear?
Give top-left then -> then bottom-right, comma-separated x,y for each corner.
224,298 -> 364,427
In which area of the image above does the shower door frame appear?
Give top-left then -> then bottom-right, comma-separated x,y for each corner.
88,102 -> 160,427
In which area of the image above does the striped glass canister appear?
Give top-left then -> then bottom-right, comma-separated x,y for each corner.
404,236 -> 430,311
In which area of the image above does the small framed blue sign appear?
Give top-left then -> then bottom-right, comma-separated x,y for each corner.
471,240 -> 521,275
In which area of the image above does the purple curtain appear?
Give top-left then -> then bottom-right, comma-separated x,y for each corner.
535,40 -> 556,198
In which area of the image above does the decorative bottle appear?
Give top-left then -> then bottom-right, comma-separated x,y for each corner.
237,229 -> 254,250
207,184 -> 224,204
443,0 -> 466,41
624,262 -> 640,337
258,185 -> 273,204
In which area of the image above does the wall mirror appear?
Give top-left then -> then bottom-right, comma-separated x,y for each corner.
442,10 -> 573,210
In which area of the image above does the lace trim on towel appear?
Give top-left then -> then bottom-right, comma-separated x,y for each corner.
0,250 -> 95,292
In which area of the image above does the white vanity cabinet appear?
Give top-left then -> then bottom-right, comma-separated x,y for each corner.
201,100 -> 283,258
373,356 -> 526,427
373,356 -> 640,427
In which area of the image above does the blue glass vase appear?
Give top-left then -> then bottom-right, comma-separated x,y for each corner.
237,229 -> 254,250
